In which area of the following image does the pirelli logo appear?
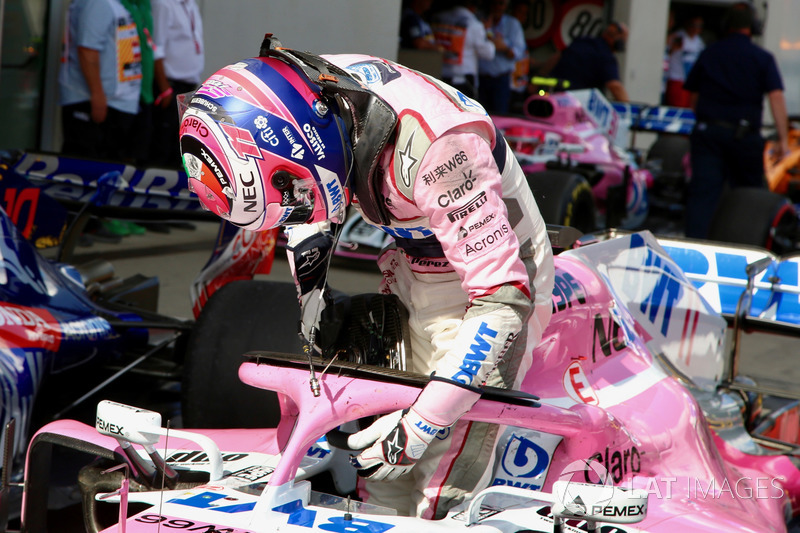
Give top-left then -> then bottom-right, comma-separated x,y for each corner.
447,192 -> 488,222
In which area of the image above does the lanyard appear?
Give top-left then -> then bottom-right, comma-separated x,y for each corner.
179,0 -> 201,54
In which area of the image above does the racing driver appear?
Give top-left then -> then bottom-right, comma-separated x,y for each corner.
178,34 -> 554,519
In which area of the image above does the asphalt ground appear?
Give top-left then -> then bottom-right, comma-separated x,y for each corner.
61,216 -> 796,394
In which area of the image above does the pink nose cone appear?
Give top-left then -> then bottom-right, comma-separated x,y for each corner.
188,177 -> 231,219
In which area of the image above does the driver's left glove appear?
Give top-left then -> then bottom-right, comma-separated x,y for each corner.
347,407 -> 446,481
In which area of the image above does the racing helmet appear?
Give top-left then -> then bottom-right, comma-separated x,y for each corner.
179,56 -> 352,231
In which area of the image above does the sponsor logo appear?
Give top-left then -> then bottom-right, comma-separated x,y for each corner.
421,150 -> 469,186
200,148 -> 227,183
181,116 -> 209,137
135,514 -> 253,529
491,429 -> 561,491
447,192 -> 488,222
379,225 -> 434,239
409,257 -> 449,269
167,450 -> 249,464
450,322 -> 498,385
303,123 -> 326,160
563,361 -> 598,405
592,313 -> 627,363
167,491 -> 255,514
639,245 -> 682,336
282,125 -> 305,159
325,179 -> 344,215
586,446 -> 642,484
591,504 -> 646,518
552,272 -> 587,312
291,143 -> 305,160
437,171 -> 476,207
415,421 -> 441,436
534,507 -> 632,532
345,60 -> 401,86
459,223 -> 510,262
397,132 -> 418,188
238,168 -> 259,213
230,465 -> 274,483
61,316 -> 111,342
254,115 -> 279,147
500,434 -> 550,479
95,417 -> 123,435
190,97 -> 218,113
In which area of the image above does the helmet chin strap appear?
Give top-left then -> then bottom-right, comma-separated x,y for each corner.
258,34 -> 398,226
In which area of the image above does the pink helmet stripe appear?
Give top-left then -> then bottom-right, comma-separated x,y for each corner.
221,66 -> 306,135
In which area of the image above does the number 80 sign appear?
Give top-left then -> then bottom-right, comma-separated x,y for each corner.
554,0 -> 605,50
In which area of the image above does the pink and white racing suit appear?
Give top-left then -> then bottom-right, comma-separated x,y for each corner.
293,54 -> 555,518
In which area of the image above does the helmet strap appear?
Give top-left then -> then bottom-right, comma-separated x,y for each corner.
259,34 -> 398,226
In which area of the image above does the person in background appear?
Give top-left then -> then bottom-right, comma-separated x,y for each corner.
548,21 -> 629,102
179,34 -> 553,519
399,0 -> 440,50
508,0 -> 531,114
122,0 -> 158,165
432,0 -> 495,98
478,0 -> 527,114
684,3 -> 789,239
59,0 -> 142,161
150,0 -> 204,168
665,14 -> 705,108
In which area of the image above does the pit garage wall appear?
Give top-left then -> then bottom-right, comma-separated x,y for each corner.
196,0 -> 402,80
40,0 -> 402,151
37,0 -> 796,152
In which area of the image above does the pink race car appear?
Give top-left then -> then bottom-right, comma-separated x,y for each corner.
493,87 -> 654,233
16,229 -> 800,532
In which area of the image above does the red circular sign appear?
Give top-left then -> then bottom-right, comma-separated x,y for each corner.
520,0 -> 559,49
553,0 -> 605,51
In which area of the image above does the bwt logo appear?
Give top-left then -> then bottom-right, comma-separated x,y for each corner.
450,322 -> 498,385
325,180 -> 344,214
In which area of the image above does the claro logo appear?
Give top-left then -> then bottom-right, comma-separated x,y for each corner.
586,446 -> 642,484
437,171 -> 476,207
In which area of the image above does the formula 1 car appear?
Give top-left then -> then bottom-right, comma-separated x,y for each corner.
613,103 -> 800,254
492,82 -> 655,234
0,151 -> 284,521
13,229 -> 800,532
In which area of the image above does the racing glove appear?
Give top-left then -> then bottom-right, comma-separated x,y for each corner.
347,380 -> 481,481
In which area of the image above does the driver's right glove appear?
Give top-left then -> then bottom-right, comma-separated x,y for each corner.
347,407 -> 446,482
346,380 -> 481,481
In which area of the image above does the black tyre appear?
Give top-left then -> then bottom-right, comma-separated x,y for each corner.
646,134 -> 690,177
708,187 -> 798,253
182,279 -> 303,428
526,170 -> 596,233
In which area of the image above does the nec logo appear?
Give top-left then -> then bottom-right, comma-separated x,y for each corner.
447,192 -> 488,222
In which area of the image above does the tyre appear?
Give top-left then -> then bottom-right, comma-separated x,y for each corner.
526,170 -> 596,233
182,279 -> 303,428
646,134 -> 690,177
708,187 -> 798,254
